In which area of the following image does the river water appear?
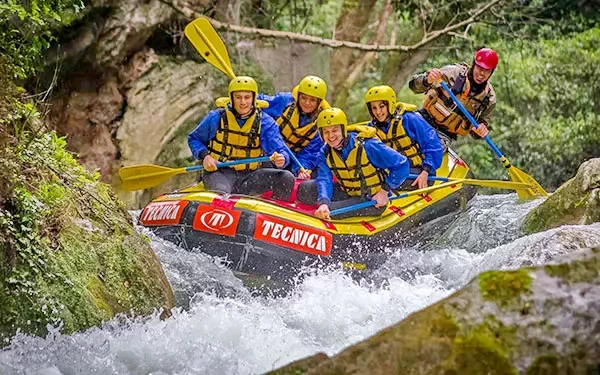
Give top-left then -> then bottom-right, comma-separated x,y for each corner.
2,194 -> 600,375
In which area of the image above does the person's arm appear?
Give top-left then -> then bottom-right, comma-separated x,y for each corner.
402,112 -> 443,173
187,110 -> 221,160
408,70 -> 433,94
259,112 -> 290,167
293,135 -> 324,174
257,92 -> 294,119
364,139 -> 409,191
315,150 -> 334,206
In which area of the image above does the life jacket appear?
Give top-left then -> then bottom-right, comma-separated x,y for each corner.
207,109 -> 262,171
374,103 -> 424,168
325,133 -> 386,197
422,64 -> 492,136
276,101 -> 320,153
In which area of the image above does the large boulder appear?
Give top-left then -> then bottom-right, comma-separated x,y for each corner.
268,247 -> 600,375
523,158 -> 600,234
0,130 -> 175,343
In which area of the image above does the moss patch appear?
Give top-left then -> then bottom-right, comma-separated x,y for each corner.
526,354 -> 559,375
479,270 -> 532,308
544,254 -> 600,284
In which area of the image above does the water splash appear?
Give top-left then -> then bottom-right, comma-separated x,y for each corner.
2,194 -> 599,375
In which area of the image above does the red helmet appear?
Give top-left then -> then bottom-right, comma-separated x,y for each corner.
474,48 -> 499,70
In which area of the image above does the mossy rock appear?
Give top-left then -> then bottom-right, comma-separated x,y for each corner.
522,158 -> 600,234
269,247 -> 600,374
0,131 -> 175,343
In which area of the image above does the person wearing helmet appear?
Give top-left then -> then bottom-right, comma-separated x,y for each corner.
364,85 -> 443,189
297,107 -> 409,220
188,76 -> 295,200
409,48 -> 498,150
258,75 -> 331,179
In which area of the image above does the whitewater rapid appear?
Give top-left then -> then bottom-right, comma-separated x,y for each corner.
2,194 -> 600,375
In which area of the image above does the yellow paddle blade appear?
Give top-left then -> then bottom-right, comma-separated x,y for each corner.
507,165 -> 549,200
119,164 -> 187,191
184,17 -> 236,79
460,178 -> 532,190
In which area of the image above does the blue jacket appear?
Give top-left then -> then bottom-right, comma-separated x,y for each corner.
315,132 -> 410,206
258,92 -> 324,174
368,111 -> 443,174
187,107 -> 290,168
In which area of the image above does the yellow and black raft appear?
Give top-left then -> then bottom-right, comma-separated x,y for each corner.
133,149 -> 474,280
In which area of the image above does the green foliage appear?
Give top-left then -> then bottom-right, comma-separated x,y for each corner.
244,0 -> 344,37
0,0 -> 84,79
0,131 -> 79,340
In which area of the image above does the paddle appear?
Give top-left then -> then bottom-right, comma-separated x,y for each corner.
329,181 -> 459,216
407,174 -> 533,191
439,81 -> 547,200
184,17 -> 236,79
185,17 -> 309,175
119,156 -> 272,191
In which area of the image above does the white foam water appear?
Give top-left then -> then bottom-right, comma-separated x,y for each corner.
1,194 -> 599,375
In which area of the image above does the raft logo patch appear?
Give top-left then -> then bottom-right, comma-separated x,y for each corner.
139,201 -> 188,226
254,214 -> 332,256
193,205 -> 241,237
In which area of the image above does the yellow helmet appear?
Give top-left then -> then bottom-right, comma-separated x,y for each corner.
228,76 -> 258,105
364,85 -> 396,116
296,75 -> 327,100
317,107 -> 348,137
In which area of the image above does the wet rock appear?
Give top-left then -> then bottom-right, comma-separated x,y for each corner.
523,158 -> 600,234
115,56 -> 226,206
269,247 -> 600,374
48,76 -> 122,179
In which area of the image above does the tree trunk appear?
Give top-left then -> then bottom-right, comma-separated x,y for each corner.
333,0 -> 393,108
329,0 -> 378,100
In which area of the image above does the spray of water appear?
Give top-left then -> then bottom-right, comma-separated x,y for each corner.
1,194 -> 599,375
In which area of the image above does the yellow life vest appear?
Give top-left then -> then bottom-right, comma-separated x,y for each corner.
207,109 -> 263,171
375,103 -> 424,168
276,102 -> 320,153
422,65 -> 492,136
325,134 -> 386,197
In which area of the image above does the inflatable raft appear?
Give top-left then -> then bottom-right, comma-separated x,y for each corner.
139,149 -> 474,280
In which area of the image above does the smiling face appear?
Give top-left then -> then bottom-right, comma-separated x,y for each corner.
298,93 -> 320,114
472,64 -> 493,84
368,100 -> 390,122
321,125 -> 344,149
231,91 -> 254,116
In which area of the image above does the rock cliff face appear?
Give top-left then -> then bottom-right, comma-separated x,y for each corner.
115,57 -> 227,206
269,246 -> 600,375
522,158 -> 600,234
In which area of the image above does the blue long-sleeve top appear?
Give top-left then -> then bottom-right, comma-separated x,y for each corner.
258,92 -> 324,174
315,132 -> 409,206
368,111 -> 443,174
187,107 -> 290,168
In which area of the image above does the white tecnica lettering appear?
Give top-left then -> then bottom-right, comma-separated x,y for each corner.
259,218 -> 327,252
272,223 -> 283,239
261,220 -> 275,236
142,202 -> 181,222
280,226 -> 292,241
200,209 -> 234,230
